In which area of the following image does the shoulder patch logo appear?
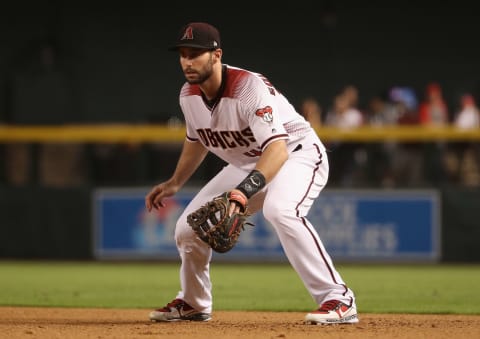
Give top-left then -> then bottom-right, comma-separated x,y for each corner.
255,106 -> 273,123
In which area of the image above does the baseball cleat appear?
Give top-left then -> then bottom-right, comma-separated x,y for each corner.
149,298 -> 212,322
305,299 -> 359,325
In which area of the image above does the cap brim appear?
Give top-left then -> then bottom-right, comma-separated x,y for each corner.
168,43 -> 217,51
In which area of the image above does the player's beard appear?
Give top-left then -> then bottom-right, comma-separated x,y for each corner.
184,56 -> 214,85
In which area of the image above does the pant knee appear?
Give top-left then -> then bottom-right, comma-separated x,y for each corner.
175,216 -> 196,246
174,218 -> 212,261
263,199 -> 288,226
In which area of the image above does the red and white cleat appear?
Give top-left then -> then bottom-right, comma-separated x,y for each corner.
305,299 -> 359,325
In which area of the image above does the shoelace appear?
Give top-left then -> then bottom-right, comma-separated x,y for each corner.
165,299 -> 195,311
319,300 -> 342,311
160,299 -> 184,311
169,299 -> 183,307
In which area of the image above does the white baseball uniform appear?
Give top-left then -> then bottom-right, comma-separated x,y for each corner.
174,64 -> 356,313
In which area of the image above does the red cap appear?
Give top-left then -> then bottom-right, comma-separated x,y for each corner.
427,82 -> 441,95
461,94 -> 475,106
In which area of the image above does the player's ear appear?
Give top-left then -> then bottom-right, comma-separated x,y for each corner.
212,48 -> 222,60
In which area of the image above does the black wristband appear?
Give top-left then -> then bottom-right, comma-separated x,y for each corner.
235,170 -> 266,199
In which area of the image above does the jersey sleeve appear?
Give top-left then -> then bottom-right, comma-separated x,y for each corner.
240,75 -> 289,150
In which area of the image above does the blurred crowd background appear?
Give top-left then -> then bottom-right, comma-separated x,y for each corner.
299,82 -> 480,189
0,0 -> 479,190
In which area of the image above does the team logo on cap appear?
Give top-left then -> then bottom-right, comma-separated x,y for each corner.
255,106 -> 273,123
181,27 -> 194,40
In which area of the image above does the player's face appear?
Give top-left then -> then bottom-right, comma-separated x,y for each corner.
179,47 -> 216,84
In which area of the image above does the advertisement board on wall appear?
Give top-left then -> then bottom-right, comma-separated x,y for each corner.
93,188 -> 441,262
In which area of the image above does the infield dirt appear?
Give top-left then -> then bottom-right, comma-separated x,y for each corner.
1,307 -> 479,338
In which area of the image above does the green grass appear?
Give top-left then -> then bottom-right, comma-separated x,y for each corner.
0,261 -> 479,314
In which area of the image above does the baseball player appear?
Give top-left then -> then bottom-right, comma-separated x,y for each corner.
145,22 -> 358,325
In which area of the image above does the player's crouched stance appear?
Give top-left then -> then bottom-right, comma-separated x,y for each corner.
147,21 -> 360,326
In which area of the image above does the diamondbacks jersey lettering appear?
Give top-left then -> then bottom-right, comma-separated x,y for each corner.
181,65 -> 312,170
196,127 -> 255,148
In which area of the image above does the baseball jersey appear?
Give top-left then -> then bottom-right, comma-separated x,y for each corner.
180,64 -> 318,170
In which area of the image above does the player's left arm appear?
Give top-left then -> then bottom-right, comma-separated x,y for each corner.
253,139 -> 288,183
229,74 -> 288,210
227,139 -> 287,215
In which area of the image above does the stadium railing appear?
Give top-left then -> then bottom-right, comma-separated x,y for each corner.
1,124 -> 480,142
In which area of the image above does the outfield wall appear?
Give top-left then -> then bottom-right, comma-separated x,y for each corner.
0,186 -> 478,262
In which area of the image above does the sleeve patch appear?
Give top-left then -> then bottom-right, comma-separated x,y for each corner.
255,106 -> 274,123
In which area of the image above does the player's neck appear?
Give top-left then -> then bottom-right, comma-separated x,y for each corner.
200,64 -> 224,101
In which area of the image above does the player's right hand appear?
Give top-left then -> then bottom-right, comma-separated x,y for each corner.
145,182 -> 179,212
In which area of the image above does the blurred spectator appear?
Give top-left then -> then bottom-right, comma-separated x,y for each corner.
418,82 -> 449,126
366,94 -> 400,126
324,93 -> 363,129
454,94 -> 480,129
418,82 -> 450,185
389,86 -> 419,125
385,86 -> 426,186
364,93 -> 402,187
447,93 -> 480,186
341,84 -> 360,110
324,90 -> 365,187
299,97 -> 322,129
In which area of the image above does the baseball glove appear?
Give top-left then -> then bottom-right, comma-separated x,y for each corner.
187,191 -> 253,253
